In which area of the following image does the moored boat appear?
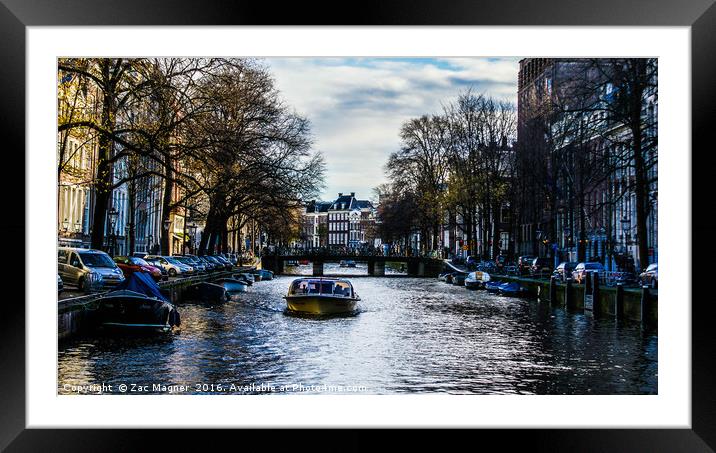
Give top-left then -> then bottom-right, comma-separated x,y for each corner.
183,282 -> 230,304
284,277 -> 360,315
452,273 -> 467,286
214,277 -> 248,293
96,290 -> 180,333
97,273 -> 180,333
497,282 -> 526,296
233,273 -> 253,285
465,271 -> 491,289
484,281 -> 503,293
237,272 -> 255,284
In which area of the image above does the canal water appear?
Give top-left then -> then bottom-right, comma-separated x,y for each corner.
58,263 -> 657,395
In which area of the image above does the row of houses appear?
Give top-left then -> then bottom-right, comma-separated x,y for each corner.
57,74 -> 192,256
514,58 -> 657,271
390,58 -> 657,271
300,193 -> 380,249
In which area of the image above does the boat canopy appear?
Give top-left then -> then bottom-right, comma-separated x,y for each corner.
289,278 -> 354,297
112,272 -> 169,303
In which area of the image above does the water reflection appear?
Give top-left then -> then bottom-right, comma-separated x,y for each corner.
58,275 -> 657,395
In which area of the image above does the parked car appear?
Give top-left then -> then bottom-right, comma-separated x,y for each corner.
517,256 -> 536,275
214,255 -> 233,270
572,262 -> 605,284
113,255 -> 163,282
209,255 -> 232,270
180,255 -> 207,273
203,255 -> 225,270
174,255 -> 205,273
145,255 -> 193,277
639,263 -> 658,288
131,252 -> 148,259
530,257 -> 552,276
58,247 -> 125,291
553,262 -> 578,282
612,271 -> 639,286
197,256 -> 220,272
57,274 -> 63,294
143,257 -> 169,280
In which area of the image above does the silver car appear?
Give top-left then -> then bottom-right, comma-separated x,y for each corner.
145,255 -> 193,277
58,247 -> 125,291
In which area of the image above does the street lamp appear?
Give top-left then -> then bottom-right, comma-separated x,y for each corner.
620,217 -> 630,251
61,218 -> 69,233
188,222 -> 197,254
163,218 -> 172,254
108,208 -> 118,256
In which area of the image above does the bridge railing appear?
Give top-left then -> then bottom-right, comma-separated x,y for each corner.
262,247 -> 445,259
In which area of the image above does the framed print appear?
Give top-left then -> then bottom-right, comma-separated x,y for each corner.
2,0 -> 714,450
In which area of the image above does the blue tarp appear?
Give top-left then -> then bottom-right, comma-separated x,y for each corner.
113,272 -> 170,303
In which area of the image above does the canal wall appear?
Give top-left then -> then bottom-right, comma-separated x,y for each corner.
58,267 -> 255,341
490,274 -> 657,327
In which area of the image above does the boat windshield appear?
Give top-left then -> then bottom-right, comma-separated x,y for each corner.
333,281 -> 352,297
290,279 -> 352,296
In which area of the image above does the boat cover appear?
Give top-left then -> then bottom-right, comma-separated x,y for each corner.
498,282 -> 522,294
112,272 -> 170,303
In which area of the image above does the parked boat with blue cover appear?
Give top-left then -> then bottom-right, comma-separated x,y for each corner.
484,281 -> 503,293
497,282 -> 526,296
97,272 -> 180,333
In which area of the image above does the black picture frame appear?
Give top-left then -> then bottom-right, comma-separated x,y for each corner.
1,0 -> 713,450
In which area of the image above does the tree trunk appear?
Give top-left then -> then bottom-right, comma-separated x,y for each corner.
127,178 -> 136,254
89,67 -> 115,250
160,158 -> 173,255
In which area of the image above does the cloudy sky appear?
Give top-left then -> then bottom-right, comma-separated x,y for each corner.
267,57 -> 520,202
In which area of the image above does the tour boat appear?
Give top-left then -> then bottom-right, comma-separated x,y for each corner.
284,277 -> 360,315
97,273 -> 180,333
465,271 -> 491,289
214,277 -> 248,293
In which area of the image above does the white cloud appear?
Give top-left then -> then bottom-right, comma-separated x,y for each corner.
267,57 -> 520,200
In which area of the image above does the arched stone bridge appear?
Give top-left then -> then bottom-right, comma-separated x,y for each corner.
261,253 -> 446,277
